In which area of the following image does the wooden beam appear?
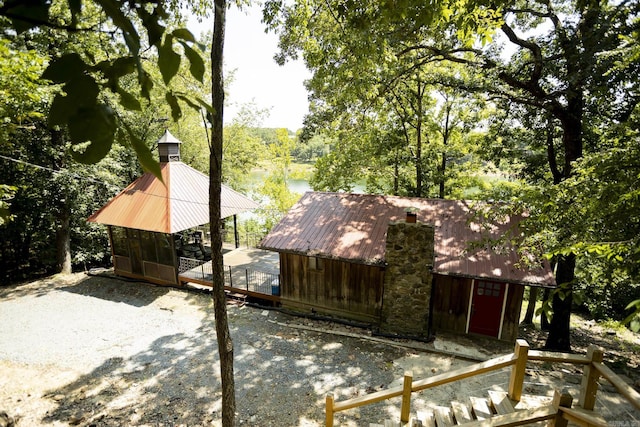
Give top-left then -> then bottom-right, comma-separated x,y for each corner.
548,388 -> 572,427
451,401 -> 473,424
470,396 -> 492,420
528,350 -> 590,365
488,390 -> 515,415
508,339 -> 529,401
463,406 -> 556,427
579,345 -> 604,410
412,354 -> 516,392
558,407 -> 607,427
326,394 -> 334,427
401,372 -> 413,423
593,361 -> 640,410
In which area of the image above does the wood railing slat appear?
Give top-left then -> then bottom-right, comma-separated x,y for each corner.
593,361 -> 640,411
559,407 -> 608,427
528,350 -> 590,365
411,354 -> 517,392
463,406 -> 556,427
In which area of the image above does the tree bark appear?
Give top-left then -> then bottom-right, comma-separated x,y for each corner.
522,286 -> 538,325
55,205 -> 72,274
544,254 -> 575,352
210,1 -> 235,425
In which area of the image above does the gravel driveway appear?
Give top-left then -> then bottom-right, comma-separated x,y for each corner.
1,273 -> 638,426
0,273 -> 480,426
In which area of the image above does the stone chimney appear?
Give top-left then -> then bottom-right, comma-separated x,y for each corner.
157,129 -> 182,163
379,219 -> 435,339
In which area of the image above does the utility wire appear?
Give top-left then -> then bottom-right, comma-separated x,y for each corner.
0,153 -> 272,211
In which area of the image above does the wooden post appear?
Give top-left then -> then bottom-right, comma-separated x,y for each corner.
401,371 -> 413,423
326,393 -> 334,427
548,388 -> 573,427
508,339 -> 529,401
579,345 -> 604,410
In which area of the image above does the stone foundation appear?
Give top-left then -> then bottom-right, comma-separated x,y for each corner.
380,221 -> 435,338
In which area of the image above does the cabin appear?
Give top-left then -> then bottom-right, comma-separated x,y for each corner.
88,130 -> 259,286
259,192 -> 555,341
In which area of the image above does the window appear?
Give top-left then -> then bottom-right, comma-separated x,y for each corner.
110,227 -> 128,256
308,256 -> 324,271
477,281 -> 501,297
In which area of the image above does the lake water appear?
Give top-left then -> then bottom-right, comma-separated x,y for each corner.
247,168 -> 364,197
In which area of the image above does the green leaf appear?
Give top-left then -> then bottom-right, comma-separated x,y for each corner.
68,104 -> 116,164
95,0 -> 140,54
138,7 -> 165,47
172,28 -> 196,43
179,40 -> 205,83
41,53 -> 87,83
126,126 -> 162,181
139,70 -> 154,100
2,0 -> 51,33
165,91 -> 182,121
111,56 -> 137,77
117,87 -> 141,111
48,74 -> 100,126
158,35 -> 180,85
48,93 -> 74,126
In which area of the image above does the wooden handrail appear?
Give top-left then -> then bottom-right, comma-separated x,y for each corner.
411,353 -> 517,392
325,340 -> 639,426
528,350 -> 591,365
559,407 -> 608,427
593,361 -> 640,411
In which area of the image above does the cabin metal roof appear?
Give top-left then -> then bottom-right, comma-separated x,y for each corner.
87,161 -> 259,234
259,192 -> 555,287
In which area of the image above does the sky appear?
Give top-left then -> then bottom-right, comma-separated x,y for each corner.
188,4 -> 311,131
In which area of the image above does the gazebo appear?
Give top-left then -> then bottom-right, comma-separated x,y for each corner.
88,130 -> 259,286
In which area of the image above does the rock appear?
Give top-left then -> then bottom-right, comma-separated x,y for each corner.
53,394 -> 65,401
69,413 -> 85,425
0,412 -> 16,427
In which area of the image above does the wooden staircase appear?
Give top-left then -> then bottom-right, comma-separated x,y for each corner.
370,390 -> 566,426
326,340 -> 640,427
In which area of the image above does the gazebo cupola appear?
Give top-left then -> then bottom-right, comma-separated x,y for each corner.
158,129 -> 182,163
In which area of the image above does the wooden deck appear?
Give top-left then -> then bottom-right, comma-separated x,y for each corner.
178,248 -> 281,303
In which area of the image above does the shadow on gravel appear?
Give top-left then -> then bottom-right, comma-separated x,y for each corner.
60,275 -> 170,307
39,305 -> 409,426
41,323 -> 222,426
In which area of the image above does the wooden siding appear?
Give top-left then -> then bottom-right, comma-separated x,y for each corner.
500,283 -> 525,341
431,275 -> 524,341
432,275 -> 472,334
280,253 -> 384,323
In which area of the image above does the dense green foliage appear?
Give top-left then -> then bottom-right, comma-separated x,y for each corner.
265,0 -> 640,344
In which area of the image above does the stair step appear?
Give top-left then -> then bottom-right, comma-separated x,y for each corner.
416,410 -> 436,427
434,406 -> 455,426
488,390 -> 516,415
469,396 -> 493,420
451,401 -> 473,424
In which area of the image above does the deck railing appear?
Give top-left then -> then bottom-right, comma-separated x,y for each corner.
178,257 -> 279,298
325,339 -> 640,426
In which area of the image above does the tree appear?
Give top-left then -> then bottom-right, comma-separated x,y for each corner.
1,0 -> 237,424
265,0 -> 640,349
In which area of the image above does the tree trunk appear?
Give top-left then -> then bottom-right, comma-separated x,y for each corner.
522,286 -> 538,325
541,288 -> 551,331
55,205 -> 72,274
210,1 -> 236,426
544,254 -> 575,351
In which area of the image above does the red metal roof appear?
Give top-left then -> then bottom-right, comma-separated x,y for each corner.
87,161 -> 259,233
259,192 -> 555,287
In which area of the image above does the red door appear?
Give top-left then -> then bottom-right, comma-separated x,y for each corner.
468,280 -> 505,338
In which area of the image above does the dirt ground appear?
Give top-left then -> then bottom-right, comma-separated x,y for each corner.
0,272 -> 639,426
